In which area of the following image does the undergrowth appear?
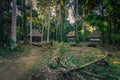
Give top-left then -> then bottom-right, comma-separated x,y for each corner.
22,42 -> 120,80
0,45 -> 24,56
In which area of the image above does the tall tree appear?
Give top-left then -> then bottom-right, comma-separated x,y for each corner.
75,0 -> 79,43
47,5 -> 50,42
41,14 -> 44,42
30,0 -> 32,44
56,0 -> 59,41
23,0 -> 27,43
11,0 -> 17,49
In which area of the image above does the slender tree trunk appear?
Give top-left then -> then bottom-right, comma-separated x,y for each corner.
101,4 -> 104,46
0,2 -> 4,48
108,20 -> 112,44
62,0 -> 66,42
82,10 -> 85,42
23,0 -> 27,43
11,0 -> 17,49
44,15 -> 47,42
101,30 -> 104,46
30,0 -> 32,44
113,17 -> 117,45
41,14 -> 44,42
59,2 -> 62,41
47,6 -> 50,43
75,0 -> 78,43
58,3 -> 61,41
56,4 -> 58,41
56,18 -> 58,41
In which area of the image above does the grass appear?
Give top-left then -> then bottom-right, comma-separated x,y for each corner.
20,42 -> 120,80
0,45 -> 24,55
78,54 -> 120,80
0,45 -> 33,59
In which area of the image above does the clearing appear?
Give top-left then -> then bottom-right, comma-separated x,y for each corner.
0,45 -> 47,80
0,42 -> 120,80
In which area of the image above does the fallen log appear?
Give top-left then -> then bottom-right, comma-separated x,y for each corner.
60,52 -> 108,74
104,74 -> 120,79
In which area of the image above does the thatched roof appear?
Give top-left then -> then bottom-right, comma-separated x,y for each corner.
90,31 -> 101,38
67,31 -> 75,37
27,29 -> 42,37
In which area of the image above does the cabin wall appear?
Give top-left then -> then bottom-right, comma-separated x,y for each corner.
28,36 -> 41,42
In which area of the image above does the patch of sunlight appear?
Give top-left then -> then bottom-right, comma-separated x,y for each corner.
104,22 -> 108,26
52,29 -> 55,32
111,58 -> 120,65
113,60 -> 120,65
88,27 -> 94,32
85,22 -> 96,32
81,29 -> 84,34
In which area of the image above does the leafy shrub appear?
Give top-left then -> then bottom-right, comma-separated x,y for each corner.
0,49 -> 4,55
13,45 -> 24,52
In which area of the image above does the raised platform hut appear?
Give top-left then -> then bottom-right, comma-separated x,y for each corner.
27,29 -> 42,42
89,31 -> 101,42
67,31 -> 75,41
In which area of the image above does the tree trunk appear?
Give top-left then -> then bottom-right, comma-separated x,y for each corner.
75,0 -> 78,43
101,31 -> 104,46
0,1 -> 4,48
11,0 -> 17,49
41,14 -> 44,42
100,3 -> 105,46
113,17 -> 117,45
108,20 -> 112,44
58,3 -> 60,41
82,10 -> 85,42
59,2 -> 62,41
47,6 -> 50,43
30,0 -> 32,44
23,0 -> 27,43
56,1 -> 58,41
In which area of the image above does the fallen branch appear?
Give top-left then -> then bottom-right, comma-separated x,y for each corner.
104,74 -> 120,79
60,52 -> 108,74
83,71 -> 120,79
83,71 -> 105,78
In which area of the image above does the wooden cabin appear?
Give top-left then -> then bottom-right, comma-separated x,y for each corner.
27,29 -> 42,42
89,31 -> 101,42
67,31 -> 75,41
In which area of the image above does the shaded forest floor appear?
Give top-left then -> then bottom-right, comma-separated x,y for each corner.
0,42 -> 120,80
0,45 -> 49,80
23,42 -> 120,80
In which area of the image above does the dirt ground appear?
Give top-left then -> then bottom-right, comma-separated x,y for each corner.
0,45 -> 46,80
0,43 -> 120,80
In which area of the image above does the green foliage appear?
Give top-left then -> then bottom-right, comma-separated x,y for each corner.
86,13 -> 104,30
0,45 -> 24,56
46,57 -> 51,64
115,34 -> 120,44
59,44 -> 67,54
0,49 -> 4,55
0,0 -> 11,48
13,45 -> 24,52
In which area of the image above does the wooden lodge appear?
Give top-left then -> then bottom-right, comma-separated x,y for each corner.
89,31 -> 101,42
27,29 -> 42,42
67,31 -> 75,41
